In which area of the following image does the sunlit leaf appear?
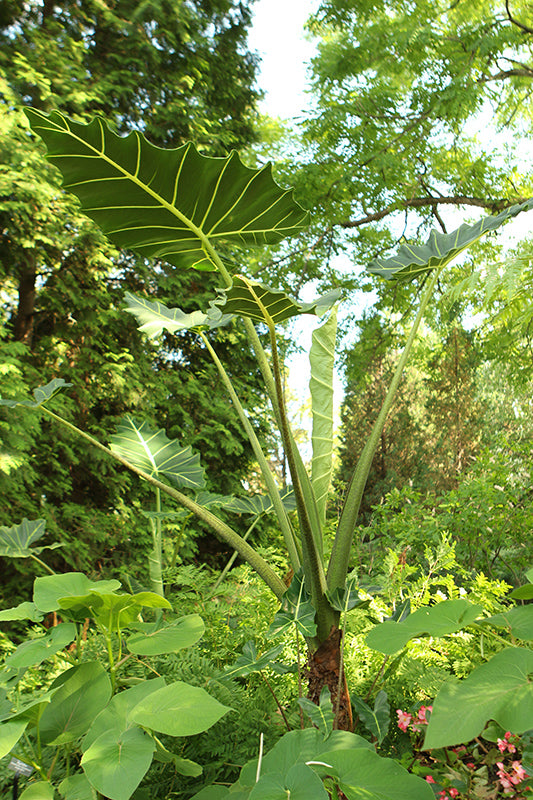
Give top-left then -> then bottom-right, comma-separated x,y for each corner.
310,309 -> 337,527
5,624 -> 77,670
365,599 -> 483,654
123,291 -> 229,338
126,614 -> 205,655
223,641 -> 285,679
212,276 -> 341,324
298,686 -> 334,738
424,647 -> 533,748
368,199 -> 533,281
25,109 -> 310,271
269,571 -> 317,638
129,681 -> 231,736
109,415 -> 205,488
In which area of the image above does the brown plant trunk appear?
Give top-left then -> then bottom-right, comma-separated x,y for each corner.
307,626 -> 353,731
13,255 -> 37,346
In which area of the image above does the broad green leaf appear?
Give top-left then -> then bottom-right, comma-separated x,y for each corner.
19,782 -> 55,800
223,641 -> 285,679
81,726 -> 155,800
39,662 -> 112,745
365,599 -> 483,654
0,719 -> 28,758
351,690 -> 390,745
129,681 -> 231,736
212,275 -> 341,324
313,748 -> 434,800
526,567 -> 533,583
33,573 -> 121,613
310,309 -> 337,528
485,605 -> 533,640
59,773 -> 97,800
58,590 -> 171,629
152,737 -> 203,776
126,614 -> 205,655
109,416 -> 205,488
238,728 -> 373,789
5,623 -> 77,670
25,109 -> 310,270
0,518 -> 61,558
424,647 -> 533,749
191,788 -> 230,800
0,378 -> 72,408
326,579 -> 369,614
82,678 -> 165,752
250,763 -> 328,800
509,584 -> 533,600
6,691 -> 58,726
269,571 -> 317,638
222,491 -> 296,516
298,686 -> 334,738
0,602 -> 44,622
124,291 -> 209,336
368,199 -> 533,281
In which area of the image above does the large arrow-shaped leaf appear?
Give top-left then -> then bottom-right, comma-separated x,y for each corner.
109,416 -> 205,488
368,199 -> 533,281
0,518 -> 62,558
123,291 -> 231,338
212,276 -> 341,324
310,309 -> 337,527
0,379 -> 72,409
25,109 -> 310,271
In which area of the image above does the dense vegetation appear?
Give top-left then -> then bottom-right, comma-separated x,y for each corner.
1,1 -> 533,799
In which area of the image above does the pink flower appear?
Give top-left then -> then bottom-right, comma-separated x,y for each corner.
511,761 -> 529,784
498,732 -> 517,754
466,762 -> 475,769
425,775 -> 436,783
448,789 -> 459,798
396,709 -> 412,732
417,705 -> 432,724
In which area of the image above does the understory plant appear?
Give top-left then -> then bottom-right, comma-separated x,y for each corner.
1,109 -> 533,797
0,526 -> 231,799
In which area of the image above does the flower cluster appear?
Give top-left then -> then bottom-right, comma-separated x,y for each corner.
396,705 -> 432,733
494,733 -> 530,796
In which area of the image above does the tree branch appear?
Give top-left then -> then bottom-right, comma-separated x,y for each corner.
505,0 -> 533,36
341,194 -> 526,229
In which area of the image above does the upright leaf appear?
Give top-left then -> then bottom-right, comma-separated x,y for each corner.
0,379 -> 72,409
0,518 -> 61,559
269,571 -> 317,638
351,690 -> 390,745
298,686 -> 334,738
368,200 -> 533,281
310,309 -> 337,527
109,416 -> 205,488
25,110 -> 310,270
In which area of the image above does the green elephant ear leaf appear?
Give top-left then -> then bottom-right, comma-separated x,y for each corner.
0,378 -> 72,409
424,647 -> 533,749
212,276 -> 341,325
0,518 -> 62,558
365,599 -> 483,655
81,727 -> 155,800
109,415 -> 205,488
127,614 -> 205,656
25,109 -> 310,271
368,199 -> 533,281
310,309 -> 337,527
485,605 -> 533,640
129,681 -> 231,736
269,571 -> 317,638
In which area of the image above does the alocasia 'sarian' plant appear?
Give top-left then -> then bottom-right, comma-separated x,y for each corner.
2,109 -> 533,754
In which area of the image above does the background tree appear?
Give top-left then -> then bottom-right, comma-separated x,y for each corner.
0,0 -> 269,598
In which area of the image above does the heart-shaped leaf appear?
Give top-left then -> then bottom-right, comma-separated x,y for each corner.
0,719 -> 29,759
368,199 -> 533,281
109,416 -> 205,488
212,276 -> 341,325
59,773 -> 97,800
58,590 -> 171,628
25,109 -> 310,271
0,602 -> 44,623
0,379 -> 72,408
0,519 -> 61,558
5,624 -> 77,670
424,647 -> 533,749
19,782 -> 55,800
250,763 -> 328,800
365,599 -> 483,654
33,573 -> 122,613
129,681 -> 231,736
81,726 -> 155,800
485,605 -> 533,640
39,662 -> 112,745
123,292 -> 223,338
127,614 -> 205,655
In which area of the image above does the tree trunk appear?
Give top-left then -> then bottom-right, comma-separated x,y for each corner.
307,627 -> 353,731
13,254 -> 37,346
